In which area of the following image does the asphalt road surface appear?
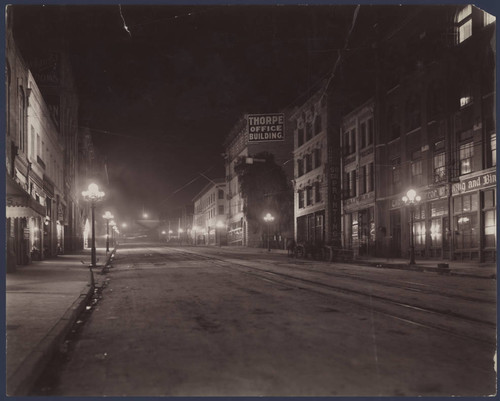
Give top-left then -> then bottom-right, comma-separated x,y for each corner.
32,242 -> 497,396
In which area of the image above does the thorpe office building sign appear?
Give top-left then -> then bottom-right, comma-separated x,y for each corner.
248,113 -> 285,142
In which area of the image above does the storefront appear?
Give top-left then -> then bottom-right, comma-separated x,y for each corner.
451,169 -> 496,261
6,175 -> 46,271
386,185 -> 450,260
343,192 -> 375,256
297,210 -> 325,244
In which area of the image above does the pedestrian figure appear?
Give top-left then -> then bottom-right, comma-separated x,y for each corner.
286,238 -> 296,257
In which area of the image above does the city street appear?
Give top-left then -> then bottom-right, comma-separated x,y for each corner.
32,241 -> 496,397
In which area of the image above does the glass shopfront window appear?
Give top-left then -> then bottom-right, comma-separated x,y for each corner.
454,193 -> 479,250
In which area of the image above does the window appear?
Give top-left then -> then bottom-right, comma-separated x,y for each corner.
305,154 -> 313,173
488,133 -> 496,167
314,115 -> 322,135
414,221 -> 426,247
218,189 -> 224,199
30,126 -> 35,159
367,118 -> 374,146
360,166 -> 366,194
350,129 -> 356,154
455,214 -> 478,249
459,142 -> 474,175
306,122 -> 312,142
484,12 -> 496,26
306,186 -> 313,206
297,128 -> 304,147
456,5 -> 472,44
343,131 -> 349,155
433,152 -> 446,183
431,200 -> 447,217
298,190 -> 304,208
314,148 -> 322,169
36,134 -> 40,158
315,182 -> 321,202
411,150 -> 423,186
459,85 -> 473,108
430,219 -> 442,247
391,157 -> 401,186
484,210 -> 496,247
218,205 -> 224,215
360,122 -> 367,148
297,159 -> 304,177
18,88 -> 26,153
366,163 -> 374,192
349,170 -> 357,198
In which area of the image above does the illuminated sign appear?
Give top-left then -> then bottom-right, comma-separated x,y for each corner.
247,113 -> 285,142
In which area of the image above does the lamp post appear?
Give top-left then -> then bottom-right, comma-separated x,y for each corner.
263,213 -> 275,252
82,183 -> 105,267
402,189 -> 421,265
110,220 -> 116,247
103,211 -> 114,253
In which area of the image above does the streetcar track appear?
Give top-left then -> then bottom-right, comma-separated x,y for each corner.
164,248 -> 496,345
113,247 -> 496,346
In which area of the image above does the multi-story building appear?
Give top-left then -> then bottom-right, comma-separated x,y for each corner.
223,113 -> 294,247
27,70 -> 65,258
291,87 -> 329,246
192,178 -> 227,245
373,5 -> 496,262
341,100 -> 375,257
290,82 -> 344,250
13,6 -> 82,253
5,11 -> 46,271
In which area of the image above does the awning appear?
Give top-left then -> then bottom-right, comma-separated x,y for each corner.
6,176 -> 46,219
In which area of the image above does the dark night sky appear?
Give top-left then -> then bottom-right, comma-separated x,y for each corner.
11,3 -> 444,221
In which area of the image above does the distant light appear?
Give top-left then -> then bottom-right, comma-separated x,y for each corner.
122,223 -> 127,228
143,213 -> 149,219
161,230 -> 166,235
178,228 -> 184,233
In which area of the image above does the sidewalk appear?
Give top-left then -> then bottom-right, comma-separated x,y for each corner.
5,247 -> 112,396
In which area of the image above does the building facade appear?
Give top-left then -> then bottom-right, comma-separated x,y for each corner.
6,13 -> 46,271
291,89 -> 329,246
373,5 -> 496,262
192,179 -> 227,245
341,100 -> 376,257
224,113 -> 294,247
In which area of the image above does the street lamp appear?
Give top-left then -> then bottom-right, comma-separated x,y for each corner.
110,220 -> 116,247
82,183 -> 105,267
402,189 -> 422,265
263,212 -> 275,252
103,211 -> 114,253
216,221 -> 224,247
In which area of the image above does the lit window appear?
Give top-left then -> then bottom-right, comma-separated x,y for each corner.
456,5 -> 472,44
484,11 -> 496,26
414,221 -> 426,247
459,142 -> 474,175
430,219 -> 442,247
433,152 -> 446,183
460,96 -> 472,108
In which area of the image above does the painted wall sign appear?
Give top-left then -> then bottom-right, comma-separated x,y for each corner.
247,113 -> 285,142
452,171 -> 496,195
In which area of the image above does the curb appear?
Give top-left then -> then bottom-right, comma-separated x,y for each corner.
356,260 -> 496,280
6,281 -> 94,396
